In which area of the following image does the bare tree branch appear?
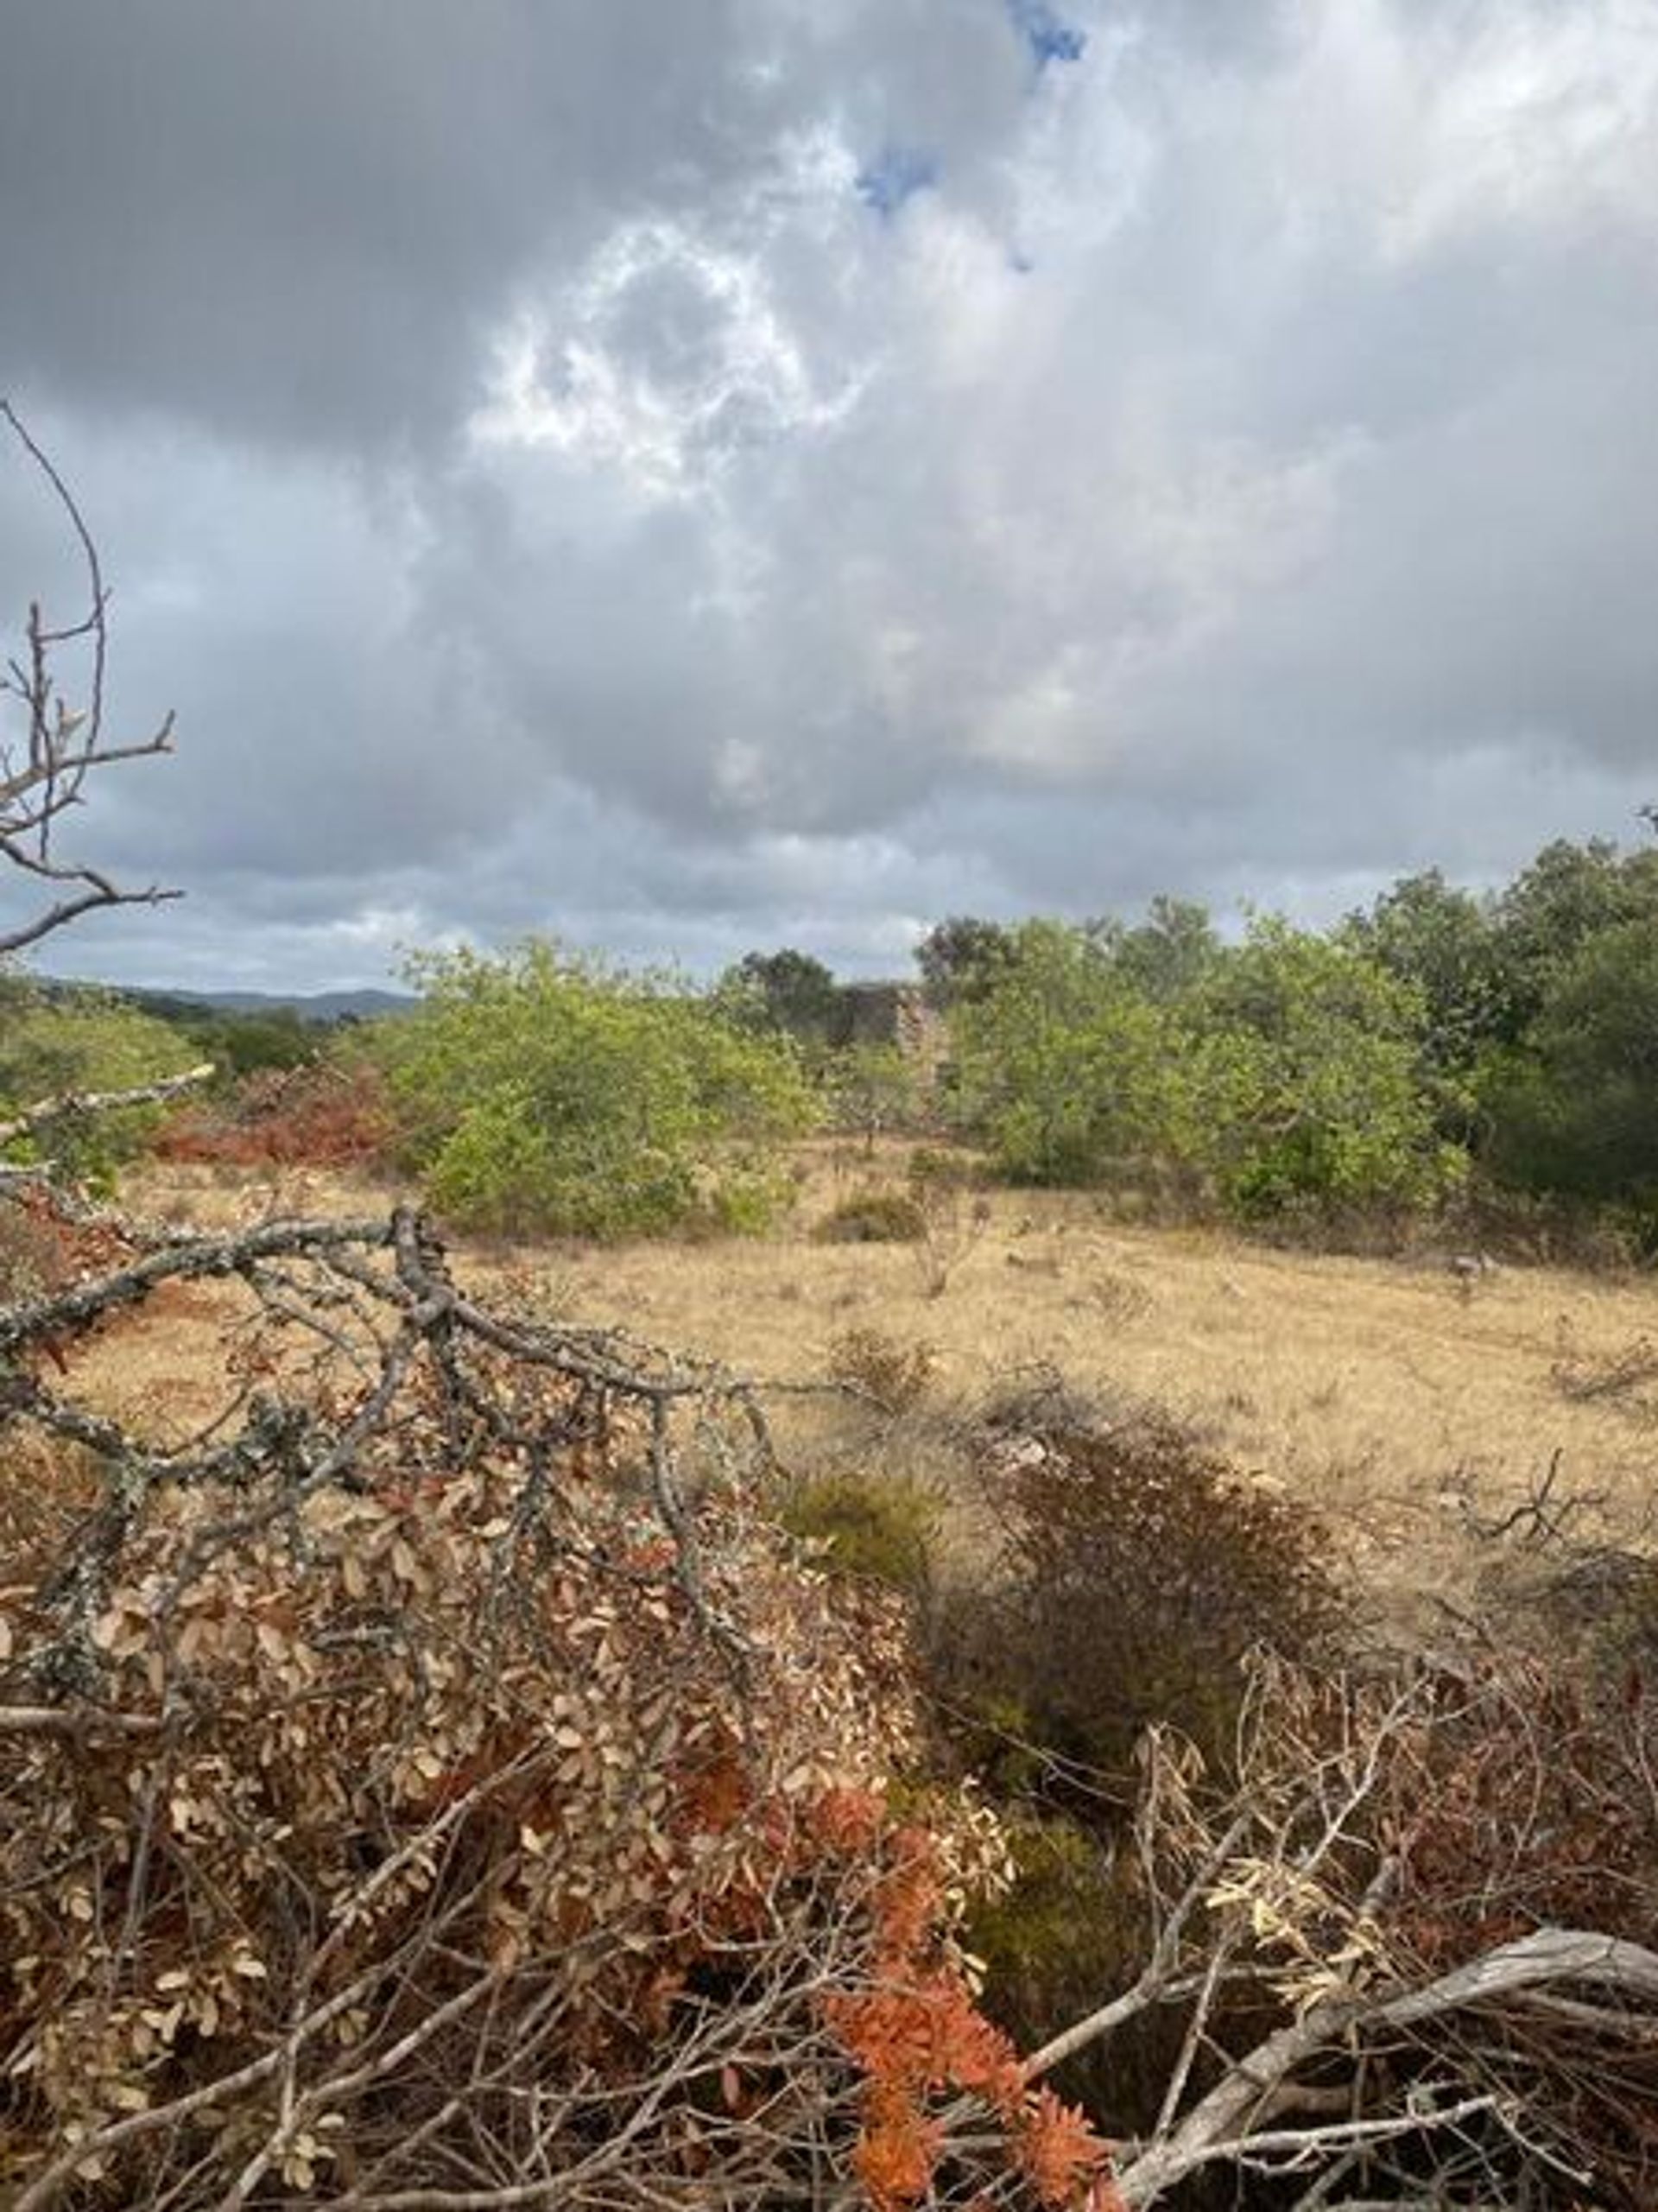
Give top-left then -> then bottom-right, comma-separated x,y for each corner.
0,1062 -> 213,1150
0,400 -> 180,956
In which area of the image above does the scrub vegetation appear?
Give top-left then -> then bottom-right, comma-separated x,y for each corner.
8,417 -> 1658,2210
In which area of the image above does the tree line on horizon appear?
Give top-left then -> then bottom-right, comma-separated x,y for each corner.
7,827 -> 1658,1249
721,828 -> 1658,1244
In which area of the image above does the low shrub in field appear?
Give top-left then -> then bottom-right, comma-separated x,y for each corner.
827,1325 -> 938,1412
782,1468 -> 940,1594
905,1144 -> 983,1193
936,1392 -> 1340,1789
815,1187 -> 927,1243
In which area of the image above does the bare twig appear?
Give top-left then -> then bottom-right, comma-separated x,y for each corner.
0,401 -> 180,955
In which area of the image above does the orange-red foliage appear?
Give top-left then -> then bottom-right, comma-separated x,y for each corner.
0,1180 -> 134,1300
824,1803 -> 1113,2210
154,1061 -> 392,1169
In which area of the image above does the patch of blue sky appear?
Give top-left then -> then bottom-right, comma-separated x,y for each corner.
854,144 -> 939,219
1008,0 -> 1086,69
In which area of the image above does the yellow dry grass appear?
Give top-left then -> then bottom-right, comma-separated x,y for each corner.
103,1144 -> 1658,1627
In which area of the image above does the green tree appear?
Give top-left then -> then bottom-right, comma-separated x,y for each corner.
716,948 -> 844,1049
1092,896 -> 1219,1003
915,916 -> 1020,1007
1491,838 -> 1658,1041
1189,920 -> 1463,1220
1482,917 -> 1658,1226
383,941 -> 818,1239
949,922 -> 1187,1185
1345,870 -> 1503,1075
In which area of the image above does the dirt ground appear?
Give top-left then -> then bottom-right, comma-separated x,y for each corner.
103,1144 -> 1658,1630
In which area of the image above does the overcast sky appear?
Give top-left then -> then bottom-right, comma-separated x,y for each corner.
3,0 -> 1656,992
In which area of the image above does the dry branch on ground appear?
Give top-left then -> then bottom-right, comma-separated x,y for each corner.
0,1191 -> 1114,2209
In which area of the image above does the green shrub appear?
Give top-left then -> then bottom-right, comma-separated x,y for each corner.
136,994 -> 320,1078
813,1187 -> 926,1243
1187,919 -> 1465,1223
948,922 -> 1186,1188
0,984 -> 198,1187
1481,918 -> 1658,1241
965,1813 -> 1187,2140
780,1469 -> 939,1594
380,941 -> 817,1239
946,916 -> 1463,1228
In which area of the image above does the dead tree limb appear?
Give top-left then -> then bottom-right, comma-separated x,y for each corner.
0,1062 -> 214,1151
1111,1928 -> 1658,2205
1021,1664 -> 1658,2209
0,400 -> 180,957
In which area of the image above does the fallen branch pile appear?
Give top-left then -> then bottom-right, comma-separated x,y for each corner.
0,1195 -> 1118,2209
1060,1657 -> 1658,2209
4,1186 -> 1658,2208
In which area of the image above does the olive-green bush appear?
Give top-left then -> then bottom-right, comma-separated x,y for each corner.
380,941 -> 818,1238
0,980 -> 197,1186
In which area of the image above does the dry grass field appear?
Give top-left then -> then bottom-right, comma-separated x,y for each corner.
98,1140 -> 1658,1632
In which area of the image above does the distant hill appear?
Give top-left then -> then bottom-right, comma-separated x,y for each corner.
168,986 -> 416,1022
40,980 -> 415,1024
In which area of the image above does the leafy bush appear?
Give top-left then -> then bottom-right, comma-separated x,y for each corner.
0,983 -> 197,1185
949,922 -> 1187,1188
1482,916 -> 1658,1239
1187,918 -> 1465,1222
781,1468 -> 940,1594
381,941 -> 817,1239
937,1395 -> 1340,1786
136,993 -> 323,1077
815,1186 -> 927,1243
947,916 -> 1461,1227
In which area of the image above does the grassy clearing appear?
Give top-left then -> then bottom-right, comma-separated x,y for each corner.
107,1140 -> 1658,1626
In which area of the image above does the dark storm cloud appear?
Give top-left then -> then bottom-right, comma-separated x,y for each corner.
3,0 -> 1657,990
0,0 -> 790,451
